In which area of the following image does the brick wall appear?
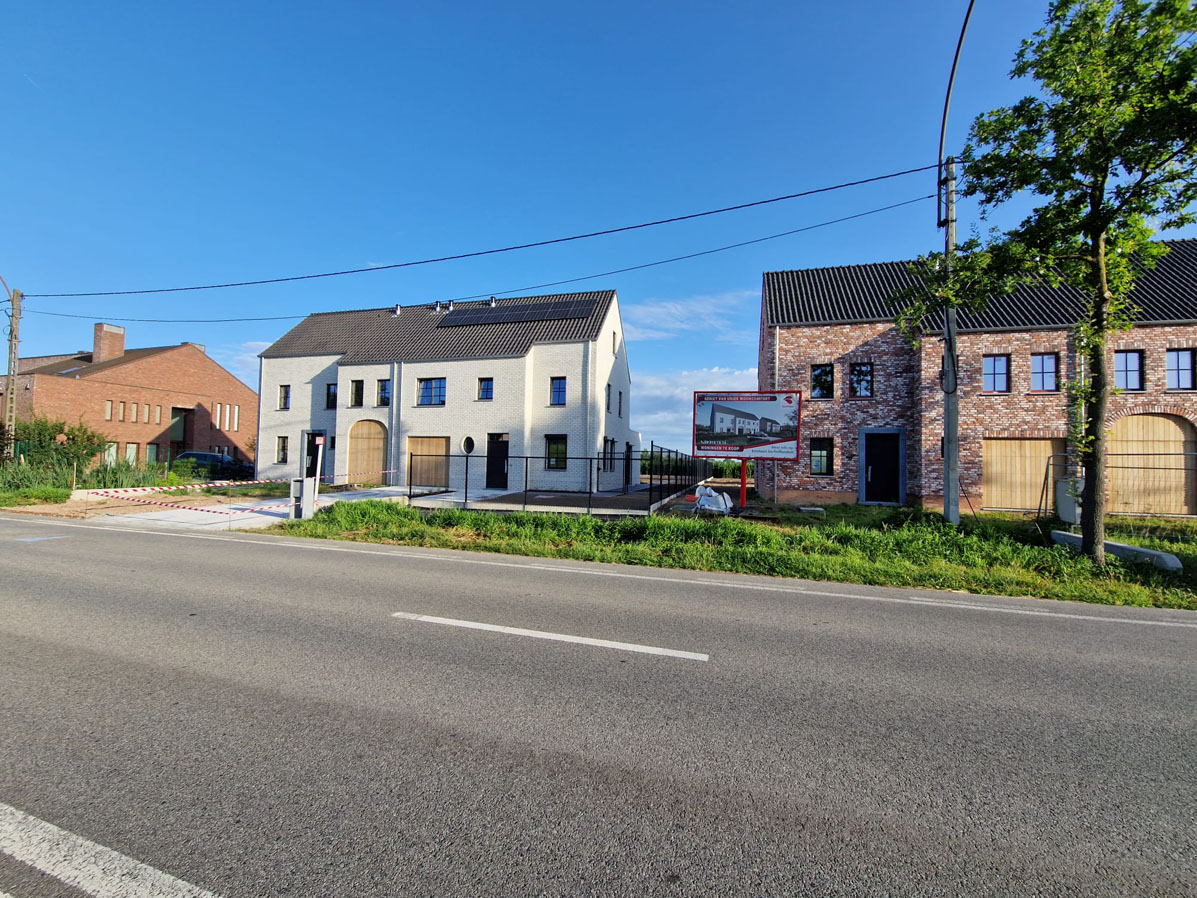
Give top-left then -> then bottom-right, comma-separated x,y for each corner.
758,316 -> 1197,507
757,321 -> 922,503
1,343 -> 258,464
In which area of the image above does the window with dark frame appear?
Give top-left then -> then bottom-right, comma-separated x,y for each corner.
276,436 -> 288,464
1114,350 -> 1144,391
325,383 -> 337,409
810,438 -> 834,476
417,377 -> 446,406
377,379 -> 391,406
1030,353 -> 1058,392
983,355 -> 1011,393
810,363 -> 834,399
550,377 -> 567,406
478,377 -> 494,401
606,383 -> 611,411
848,362 -> 873,398
545,434 -> 567,469
618,390 -> 623,417
1166,349 -> 1194,390
278,385 -> 290,410
349,380 -> 364,407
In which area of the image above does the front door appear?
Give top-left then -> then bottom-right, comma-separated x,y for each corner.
486,433 -> 509,489
863,432 -> 901,504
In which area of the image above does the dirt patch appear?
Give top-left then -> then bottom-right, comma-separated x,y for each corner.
0,491 -> 243,520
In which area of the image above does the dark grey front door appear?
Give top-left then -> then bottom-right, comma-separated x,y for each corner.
863,432 -> 901,503
486,433 -> 509,489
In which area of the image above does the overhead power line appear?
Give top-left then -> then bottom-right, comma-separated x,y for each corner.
22,194 -> 933,324
24,164 -> 938,298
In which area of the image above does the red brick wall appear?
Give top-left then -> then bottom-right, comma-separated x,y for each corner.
758,318 -> 1197,507
2,344 -> 259,463
757,321 -> 923,502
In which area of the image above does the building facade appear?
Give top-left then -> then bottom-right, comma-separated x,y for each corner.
0,323 -> 258,465
757,239 -> 1197,514
257,291 -> 641,492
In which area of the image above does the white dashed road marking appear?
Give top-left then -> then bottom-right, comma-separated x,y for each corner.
0,802 -> 223,898
393,611 -> 711,661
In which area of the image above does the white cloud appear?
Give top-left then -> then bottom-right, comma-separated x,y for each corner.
622,290 -> 757,345
632,365 -> 759,450
212,341 -> 271,389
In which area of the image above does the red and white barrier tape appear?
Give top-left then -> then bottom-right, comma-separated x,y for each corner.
97,478 -> 288,495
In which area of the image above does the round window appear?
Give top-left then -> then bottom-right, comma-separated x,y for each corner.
462,436 -> 475,454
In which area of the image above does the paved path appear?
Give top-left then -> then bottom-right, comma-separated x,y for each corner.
1,515 -> 1193,897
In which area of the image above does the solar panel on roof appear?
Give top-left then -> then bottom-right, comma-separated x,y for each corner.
437,298 -> 597,327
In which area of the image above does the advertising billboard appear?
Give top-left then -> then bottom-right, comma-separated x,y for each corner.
692,391 -> 801,460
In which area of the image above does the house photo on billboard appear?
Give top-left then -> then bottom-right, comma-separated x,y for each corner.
757,238 -> 1197,513
693,392 -> 800,460
257,291 -> 640,493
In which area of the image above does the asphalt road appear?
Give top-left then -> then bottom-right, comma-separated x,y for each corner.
0,513 -> 1194,897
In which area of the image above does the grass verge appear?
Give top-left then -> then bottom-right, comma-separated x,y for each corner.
0,487 -> 72,507
274,501 -> 1195,610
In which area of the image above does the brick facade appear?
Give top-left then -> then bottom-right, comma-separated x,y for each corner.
758,319 -> 1197,508
1,334 -> 258,466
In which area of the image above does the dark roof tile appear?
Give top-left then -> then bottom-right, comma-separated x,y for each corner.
261,291 -> 617,363
764,238 -> 1197,331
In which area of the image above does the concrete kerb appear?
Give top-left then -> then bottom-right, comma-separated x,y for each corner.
1051,530 -> 1183,572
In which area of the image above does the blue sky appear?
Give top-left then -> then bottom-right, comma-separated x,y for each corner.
3,1 -> 1194,450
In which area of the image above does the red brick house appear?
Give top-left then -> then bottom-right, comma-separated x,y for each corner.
757,238 -> 1197,515
0,323 -> 258,465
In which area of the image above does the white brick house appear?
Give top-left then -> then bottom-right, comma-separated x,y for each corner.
256,291 -> 641,492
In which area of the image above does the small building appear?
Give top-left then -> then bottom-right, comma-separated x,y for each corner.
708,403 -> 759,435
0,322 -> 257,465
257,291 -> 641,492
757,238 -> 1197,514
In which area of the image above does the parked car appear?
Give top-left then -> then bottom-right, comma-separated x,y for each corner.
172,451 -> 253,480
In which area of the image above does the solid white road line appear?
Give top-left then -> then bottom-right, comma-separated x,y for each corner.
393,611 -> 710,661
4,516 -> 1195,629
0,802 -> 222,898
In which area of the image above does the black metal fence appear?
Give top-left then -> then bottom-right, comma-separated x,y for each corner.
401,442 -> 713,513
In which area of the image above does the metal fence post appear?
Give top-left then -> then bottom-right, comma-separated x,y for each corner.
523,456 -> 529,511
464,453 -> 469,505
407,452 -> 413,499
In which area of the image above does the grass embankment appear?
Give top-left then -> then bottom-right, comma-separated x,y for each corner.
276,501 -> 1195,610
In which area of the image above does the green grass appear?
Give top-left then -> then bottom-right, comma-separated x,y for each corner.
0,487 -> 72,507
274,501 -> 1195,610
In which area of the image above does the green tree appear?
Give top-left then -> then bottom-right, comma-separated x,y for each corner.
958,0 -> 1196,563
12,416 -> 107,468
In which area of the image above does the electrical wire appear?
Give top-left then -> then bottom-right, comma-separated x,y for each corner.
24,164 -> 938,298
22,194 -> 934,325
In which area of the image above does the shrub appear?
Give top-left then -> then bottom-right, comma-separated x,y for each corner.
13,417 -> 106,468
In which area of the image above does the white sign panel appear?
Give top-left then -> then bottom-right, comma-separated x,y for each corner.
692,391 -> 802,460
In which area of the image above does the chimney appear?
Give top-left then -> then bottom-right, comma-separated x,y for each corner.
93,323 -> 125,363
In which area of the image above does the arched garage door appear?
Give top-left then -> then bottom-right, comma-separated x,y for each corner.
348,420 -> 387,485
1109,414 -> 1196,515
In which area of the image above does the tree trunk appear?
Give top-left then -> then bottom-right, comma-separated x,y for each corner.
1079,233 -> 1110,565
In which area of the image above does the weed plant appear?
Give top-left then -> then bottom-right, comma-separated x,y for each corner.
277,501 -> 1194,610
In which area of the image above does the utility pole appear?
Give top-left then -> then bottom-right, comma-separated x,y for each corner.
941,162 -> 960,525
2,289 -> 21,461
937,0 -> 974,527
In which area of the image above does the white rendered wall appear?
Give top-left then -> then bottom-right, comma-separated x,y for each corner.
257,354 -> 341,481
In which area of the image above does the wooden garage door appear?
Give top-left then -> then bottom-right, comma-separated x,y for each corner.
409,436 -> 449,488
982,438 -> 1067,511
348,420 -> 387,485
1109,414 -> 1196,515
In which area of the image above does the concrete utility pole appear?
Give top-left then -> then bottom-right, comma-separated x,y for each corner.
937,0 -> 975,527
941,162 -> 960,525
2,288 -> 21,461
